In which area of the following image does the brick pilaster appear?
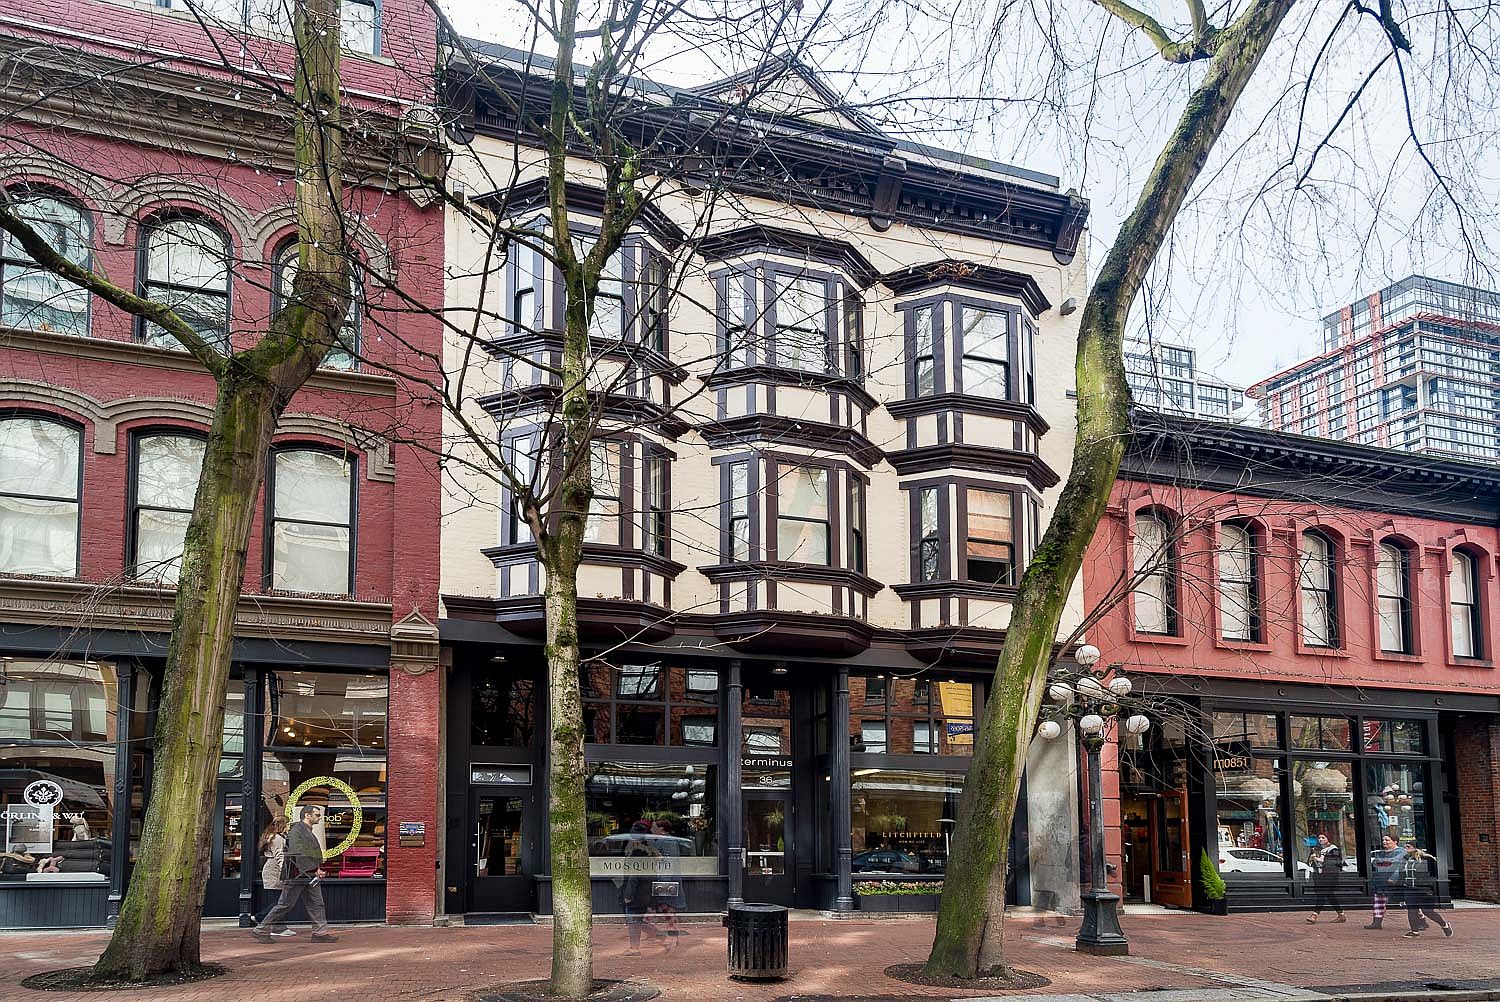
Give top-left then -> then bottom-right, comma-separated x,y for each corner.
1454,717 -> 1500,901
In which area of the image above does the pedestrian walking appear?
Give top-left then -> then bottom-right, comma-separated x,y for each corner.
619,821 -> 667,955
1399,843 -> 1453,939
257,815 -> 296,937
1366,833 -> 1404,929
251,804 -> 338,943
1305,832 -> 1346,923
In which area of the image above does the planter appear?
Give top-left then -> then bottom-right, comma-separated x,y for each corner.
856,893 -> 940,913
1204,897 -> 1228,916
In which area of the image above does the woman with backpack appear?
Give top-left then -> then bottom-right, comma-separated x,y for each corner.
1399,842 -> 1453,938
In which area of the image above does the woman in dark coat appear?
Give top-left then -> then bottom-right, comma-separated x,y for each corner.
1399,844 -> 1453,938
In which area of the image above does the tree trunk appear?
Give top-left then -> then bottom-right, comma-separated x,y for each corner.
94,376 -> 284,980
925,0 -> 1298,979
545,535 -> 593,998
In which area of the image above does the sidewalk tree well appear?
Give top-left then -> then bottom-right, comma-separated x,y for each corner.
0,0 -> 356,980
924,0 -> 1492,982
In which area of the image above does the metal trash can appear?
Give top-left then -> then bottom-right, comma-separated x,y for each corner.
724,902 -> 788,980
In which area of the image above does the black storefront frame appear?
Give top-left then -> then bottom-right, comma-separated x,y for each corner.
1199,698 -> 1446,912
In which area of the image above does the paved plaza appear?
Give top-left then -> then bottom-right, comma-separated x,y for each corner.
2,908 -> 1498,1002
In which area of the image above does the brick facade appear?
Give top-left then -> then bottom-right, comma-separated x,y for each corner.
0,0 -> 444,926
1454,717 -> 1500,901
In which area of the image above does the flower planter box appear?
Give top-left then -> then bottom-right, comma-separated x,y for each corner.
1204,898 -> 1228,916
856,893 -> 940,912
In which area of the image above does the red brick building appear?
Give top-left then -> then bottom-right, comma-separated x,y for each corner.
1082,412 -> 1500,911
0,0 -> 444,928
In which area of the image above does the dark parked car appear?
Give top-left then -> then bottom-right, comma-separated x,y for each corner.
851,848 -> 924,873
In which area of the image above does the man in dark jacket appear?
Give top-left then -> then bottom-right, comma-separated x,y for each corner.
252,804 -> 338,942
1305,833 -> 1346,924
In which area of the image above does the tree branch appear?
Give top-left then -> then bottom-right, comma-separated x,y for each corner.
1089,0 -> 1216,62
0,204 -> 228,377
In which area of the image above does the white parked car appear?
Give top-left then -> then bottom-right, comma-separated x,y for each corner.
1218,846 -> 1312,876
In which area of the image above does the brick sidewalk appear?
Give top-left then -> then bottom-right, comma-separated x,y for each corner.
0,908 -> 1496,1002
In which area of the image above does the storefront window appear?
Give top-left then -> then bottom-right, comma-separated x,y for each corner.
1290,715 -> 1352,751
1214,755 -> 1287,877
264,671 -> 386,751
1291,759 -> 1359,875
850,768 -> 961,874
1366,761 -> 1428,849
581,665 -> 719,747
261,671 -> 388,880
220,687 -> 245,779
471,667 -> 535,747
1361,718 -> 1426,755
850,675 -> 975,757
1212,711 -> 1280,748
0,660 -> 142,887
585,762 -> 718,875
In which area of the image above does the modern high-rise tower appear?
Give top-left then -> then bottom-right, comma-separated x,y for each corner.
1249,276 -> 1500,463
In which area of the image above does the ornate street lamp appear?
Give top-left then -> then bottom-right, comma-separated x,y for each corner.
1039,643 -> 1150,956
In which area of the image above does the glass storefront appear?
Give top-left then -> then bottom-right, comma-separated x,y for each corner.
1210,707 -> 1437,884
850,768 -> 962,874
585,762 -> 718,875
260,671 -> 389,880
0,661 -> 146,888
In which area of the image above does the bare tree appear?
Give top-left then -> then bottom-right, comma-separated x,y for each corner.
921,0 -> 1494,981
0,0 -> 364,979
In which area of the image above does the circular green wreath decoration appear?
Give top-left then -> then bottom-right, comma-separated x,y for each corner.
285,776 -> 363,860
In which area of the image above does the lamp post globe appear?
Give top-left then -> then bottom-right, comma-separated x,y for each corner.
1047,681 -> 1075,704
1077,675 -> 1109,699
1074,644 -> 1102,668
1079,713 -> 1106,736
1038,719 -> 1062,740
1125,714 -> 1151,735
1108,675 -> 1134,698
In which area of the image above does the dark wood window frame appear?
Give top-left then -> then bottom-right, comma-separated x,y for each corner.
581,663 -> 721,748
0,186 -> 93,336
262,443 -> 358,596
135,211 -> 232,353
271,237 -> 363,371
126,426 -> 207,583
1215,519 -> 1262,643
1449,547 -> 1485,659
1132,507 -> 1179,637
1376,537 -> 1416,655
1299,529 -> 1341,649
0,409 -> 84,578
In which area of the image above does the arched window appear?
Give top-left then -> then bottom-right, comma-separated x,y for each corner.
267,448 -> 354,595
131,432 -> 206,584
138,216 -> 231,352
1216,522 -> 1257,641
1377,540 -> 1414,654
1299,531 -> 1338,647
0,415 -> 82,576
1450,550 -> 1482,659
273,240 -> 360,370
1133,511 -> 1175,635
0,191 -> 91,336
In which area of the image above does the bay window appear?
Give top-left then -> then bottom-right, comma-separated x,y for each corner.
727,460 -> 751,561
642,451 -> 668,557
268,448 -> 354,594
131,432 -> 206,583
774,275 -> 829,373
0,191 -> 90,336
965,488 -> 1014,585
0,415 -> 81,577
776,466 -> 830,564
584,440 -> 622,545
959,308 -> 1008,398
913,305 -> 937,396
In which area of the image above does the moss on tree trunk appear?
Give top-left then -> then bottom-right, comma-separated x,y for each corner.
924,0 -> 1298,979
93,377 -> 283,981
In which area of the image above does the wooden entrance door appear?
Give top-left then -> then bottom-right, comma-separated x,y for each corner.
1150,789 -> 1193,907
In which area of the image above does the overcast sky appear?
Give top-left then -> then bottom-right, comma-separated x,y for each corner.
443,0 -> 1500,394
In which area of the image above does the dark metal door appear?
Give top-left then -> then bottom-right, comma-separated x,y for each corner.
467,789 -> 534,913
203,784 -> 243,917
743,790 -> 794,905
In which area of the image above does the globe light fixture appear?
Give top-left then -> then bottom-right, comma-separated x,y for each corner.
1124,714 -> 1151,735
1108,675 -> 1134,698
1076,675 -> 1109,699
1074,643 -> 1102,668
1047,681 -> 1075,704
1079,713 -> 1106,736
1038,719 -> 1062,740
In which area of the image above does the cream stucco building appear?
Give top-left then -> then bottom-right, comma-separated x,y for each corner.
436,43 -> 1090,920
